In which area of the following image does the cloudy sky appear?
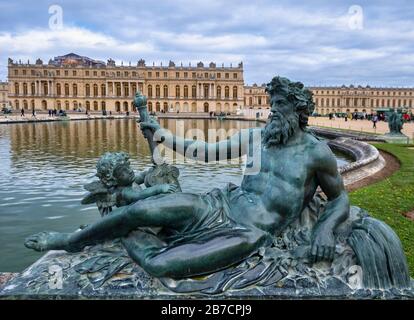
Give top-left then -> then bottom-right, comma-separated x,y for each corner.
0,0 -> 414,87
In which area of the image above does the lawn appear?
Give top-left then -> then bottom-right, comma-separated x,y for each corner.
349,143 -> 414,277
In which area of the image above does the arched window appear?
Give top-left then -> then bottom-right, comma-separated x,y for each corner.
249,97 -> 252,105
156,85 -> 160,98
86,101 -> 91,111
93,84 -> 98,97
14,83 -> 19,95
147,85 -> 153,98
31,100 -> 35,109
56,83 -> 61,96
94,101 -> 98,111
73,84 -> 78,96
184,85 -> 188,98
192,85 -> 196,98
217,86 -> 221,99
123,101 -> 128,112
233,86 -> 238,99
101,84 -> 106,96
163,85 -> 168,98
101,101 -> 106,111
15,100 -> 19,109
156,102 -> 161,112
23,83 -> 28,95
115,101 -> 120,112
175,85 -> 180,98
56,100 -> 61,110
23,100 -> 28,109
148,102 -> 153,112
224,86 -> 229,98
321,98 -> 325,107
85,84 -> 90,97
31,83 -> 35,95
64,83 -> 69,96
65,100 -> 70,110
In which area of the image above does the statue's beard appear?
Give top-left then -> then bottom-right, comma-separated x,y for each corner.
262,111 -> 300,147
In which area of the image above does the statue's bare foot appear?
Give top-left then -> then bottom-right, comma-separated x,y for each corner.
24,231 -> 71,252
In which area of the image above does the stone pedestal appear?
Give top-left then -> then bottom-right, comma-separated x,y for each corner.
383,133 -> 410,144
1,238 -> 413,300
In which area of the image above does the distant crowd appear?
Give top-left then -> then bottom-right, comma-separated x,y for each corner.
320,111 -> 413,129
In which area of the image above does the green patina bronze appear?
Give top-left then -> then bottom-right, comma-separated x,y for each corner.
387,108 -> 404,135
23,76 -> 412,296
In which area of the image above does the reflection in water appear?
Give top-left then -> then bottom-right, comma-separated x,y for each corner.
0,119 -> 350,272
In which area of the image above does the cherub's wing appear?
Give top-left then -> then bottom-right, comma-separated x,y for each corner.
81,180 -> 116,215
81,180 -> 110,204
81,191 -> 110,205
84,180 -> 106,192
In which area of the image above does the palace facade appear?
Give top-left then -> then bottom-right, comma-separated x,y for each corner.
243,84 -> 269,109
7,53 -> 244,113
0,81 -> 8,109
242,84 -> 414,116
7,53 -> 414,115
310,85 -> 414,115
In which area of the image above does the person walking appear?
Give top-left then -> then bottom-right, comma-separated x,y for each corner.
372,114 -> 378,129
21,108 -> 25,117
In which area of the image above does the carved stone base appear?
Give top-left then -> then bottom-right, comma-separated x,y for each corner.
1,236 -> 413,299
383,133 -> 410,144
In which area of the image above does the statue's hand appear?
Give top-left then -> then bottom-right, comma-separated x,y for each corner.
139,118 -> 161,133
310,228 -> 335,263
157,183 -> 178,194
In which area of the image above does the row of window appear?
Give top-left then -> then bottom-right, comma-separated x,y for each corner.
315,97 -> 414,108
147,85 -> 238,99
13,82 -> 240,99
314,90 -> 413,96
315,108 -> 413,114
147,71 -> 238,79
12,69 -> 240,80
13,69 -> 109,77
245,96 -> 269,105
13,99 -> 237,113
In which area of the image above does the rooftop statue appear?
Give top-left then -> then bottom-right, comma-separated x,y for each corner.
23,77 -> 412,297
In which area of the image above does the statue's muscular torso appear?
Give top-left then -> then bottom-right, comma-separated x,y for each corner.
228,131 -> 334,236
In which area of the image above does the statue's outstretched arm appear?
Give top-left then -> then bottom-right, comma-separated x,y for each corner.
141,121 -> 259,162
119,184 -> 178,205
